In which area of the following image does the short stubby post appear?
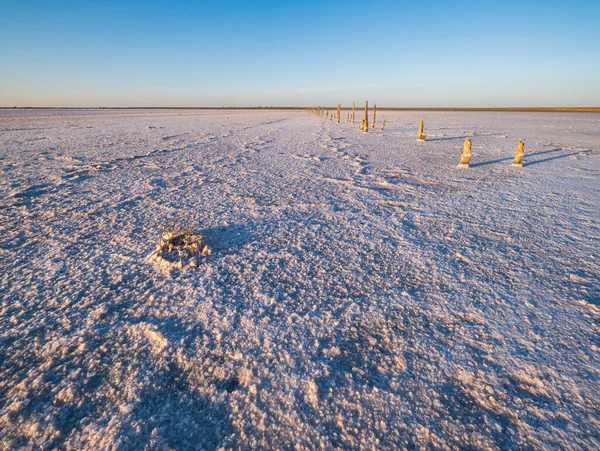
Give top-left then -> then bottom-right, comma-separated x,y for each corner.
512,141 -> 525,167
457,138 -> 472,168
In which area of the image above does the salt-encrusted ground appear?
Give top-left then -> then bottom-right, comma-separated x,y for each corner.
0,109 -> 598,450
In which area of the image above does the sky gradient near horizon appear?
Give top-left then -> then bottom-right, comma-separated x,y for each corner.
1,0 -> 599,107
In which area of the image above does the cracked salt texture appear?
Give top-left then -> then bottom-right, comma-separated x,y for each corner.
1,109 -> 599,449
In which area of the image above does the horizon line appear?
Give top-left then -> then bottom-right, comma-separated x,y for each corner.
2,106 -> 600,113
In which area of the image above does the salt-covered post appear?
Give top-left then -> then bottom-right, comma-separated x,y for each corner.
371,104 -> 377,129
352,102 -> 356,123
330,113 -> 333,121
512,141 -> 525,167
457,138 -> 472,168
363,100 -> 369,132
380,119 -> 386,131
417,120 -> 426,141
337,104 -> 341,123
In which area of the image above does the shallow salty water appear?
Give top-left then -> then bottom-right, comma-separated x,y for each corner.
1,109 -> 599,449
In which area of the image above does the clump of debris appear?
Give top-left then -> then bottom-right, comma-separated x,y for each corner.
150,217 -> 210,269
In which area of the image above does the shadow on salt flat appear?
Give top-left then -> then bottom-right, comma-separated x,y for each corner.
469,148 -> 591,168
200,223 -> 257,254
427,135 -> 470,142
524,150 -> 591,166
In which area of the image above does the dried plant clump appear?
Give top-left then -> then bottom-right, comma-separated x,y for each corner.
150,217 -> 210,269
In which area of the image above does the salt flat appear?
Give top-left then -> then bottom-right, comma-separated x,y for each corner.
1,109 -> 599,449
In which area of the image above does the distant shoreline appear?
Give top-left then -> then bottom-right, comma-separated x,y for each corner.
2,106 -> 600,113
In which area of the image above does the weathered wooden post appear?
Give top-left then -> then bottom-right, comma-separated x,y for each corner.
352,102 -> 356,123
457,138 -> 472,168
371,104 -> 377,129
380,119 -> 386,131
337,104 -> 341,123
363,100 -> 369,133
417,120 -> 426,141
330,113 -> 333,121
512,141 -> 525,167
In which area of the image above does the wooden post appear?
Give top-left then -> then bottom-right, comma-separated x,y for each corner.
512,141 -> 525,167
364,101 -> 369,133
330,113 -> 333,121
371,104 -> 377,129
337,104 -> 341,123
457,138 -> 472,168
352,102 -> 356,123
380,119 -> 386,131
417,120 -> 426,141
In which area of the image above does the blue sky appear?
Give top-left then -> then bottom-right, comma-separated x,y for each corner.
1,0 -> 599,107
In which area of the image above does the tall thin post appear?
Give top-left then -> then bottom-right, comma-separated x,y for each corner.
337,104 -> 341,123
371,104 -> 377,129
363,100 -> 369,133
417,120 -> 426,141
352,102 -> 356,123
